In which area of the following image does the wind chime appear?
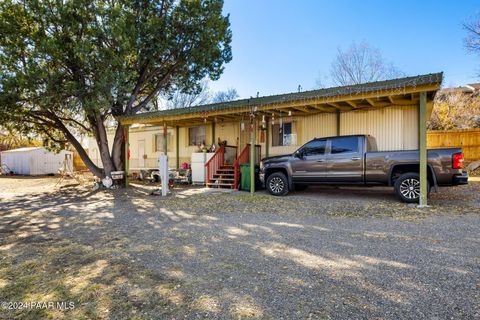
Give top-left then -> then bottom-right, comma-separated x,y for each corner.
259,114 -> 266,143
240,114 -> 245,132
201,111 -> 208,123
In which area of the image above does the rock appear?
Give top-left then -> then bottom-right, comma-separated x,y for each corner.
102,176 -> 113,188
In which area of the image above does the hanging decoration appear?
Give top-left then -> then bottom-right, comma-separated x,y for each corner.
279,113 -> 283,134
288,110 -> 292,116
200,111 -> 208,123
259,125 -> 265,143
249,111 -> 254,133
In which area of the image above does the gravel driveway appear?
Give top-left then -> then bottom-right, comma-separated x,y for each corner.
0,176 -> 479,319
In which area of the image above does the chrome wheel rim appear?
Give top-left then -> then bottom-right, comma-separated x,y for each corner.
400,178 -> 420,200
269,177 -> 284,194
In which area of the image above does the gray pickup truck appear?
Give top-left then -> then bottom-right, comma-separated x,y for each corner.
259,135 -> 468,203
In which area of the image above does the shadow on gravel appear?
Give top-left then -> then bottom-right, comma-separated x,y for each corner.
0,182 -> 479,319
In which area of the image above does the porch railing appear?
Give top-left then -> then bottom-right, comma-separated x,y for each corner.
205,145 -> 225,184
205,145 -> 237,184
233,144 -> 261,189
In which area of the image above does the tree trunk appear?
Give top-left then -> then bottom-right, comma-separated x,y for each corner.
95,115 -> 116,178
53,116 -> 104,178
111,124 -> 125,171
63,128 -> 104,178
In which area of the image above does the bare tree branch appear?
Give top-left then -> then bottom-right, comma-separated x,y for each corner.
329,42 -> 403,86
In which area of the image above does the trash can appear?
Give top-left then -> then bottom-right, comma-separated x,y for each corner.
240,164 -> 261,191
240,164 -> 250,191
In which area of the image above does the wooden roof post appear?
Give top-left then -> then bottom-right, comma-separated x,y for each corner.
124,124 -> 130,187
336,110 -> 341,136
211,120 -> 216,148
250,118 -> 256,194
175,125 -> 180,170
265,116 -> 270,158
163,122 -> 168,156
419,92 -> 428,207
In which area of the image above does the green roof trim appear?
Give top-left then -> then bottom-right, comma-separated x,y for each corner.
120,72 -> 443,122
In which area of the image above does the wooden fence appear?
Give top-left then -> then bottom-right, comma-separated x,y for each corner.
427,129 -> 480,161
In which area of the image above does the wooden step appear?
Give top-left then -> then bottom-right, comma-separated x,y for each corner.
207,185 -> 234,189
206,182 -> 234,188
213,173 -> 235,177
209,179 -> 235,183
216,169 -> 234,173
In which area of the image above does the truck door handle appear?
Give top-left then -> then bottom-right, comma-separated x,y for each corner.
316,159 -> 325,162
351,157 -> 361,161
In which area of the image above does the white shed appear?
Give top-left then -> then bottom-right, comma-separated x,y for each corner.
0,147 -> 73,175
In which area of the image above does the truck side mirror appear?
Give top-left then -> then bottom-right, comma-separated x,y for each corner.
294,150 -> 305,159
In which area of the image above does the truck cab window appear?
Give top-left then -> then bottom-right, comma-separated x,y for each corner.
302,139 -> 326,156
331,137 -> 359,154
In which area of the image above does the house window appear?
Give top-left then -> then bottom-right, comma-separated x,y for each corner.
272,123 -> 295,146
155,132 -> 173,152
189,126 -> 206,146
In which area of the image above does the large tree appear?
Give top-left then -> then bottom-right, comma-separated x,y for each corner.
211,87 -> 238,103
0,0 -> 232,178
329,42 -> 403,86
160,80 -> 211,109
465,16 -> 480,76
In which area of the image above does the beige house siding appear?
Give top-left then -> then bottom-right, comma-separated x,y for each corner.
88,105 -> 420,169
340,106 -> 419,151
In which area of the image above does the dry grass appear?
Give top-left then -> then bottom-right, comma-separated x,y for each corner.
0,176 -> 478,319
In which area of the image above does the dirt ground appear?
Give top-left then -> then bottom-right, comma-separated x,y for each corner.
0,176 -> 479,319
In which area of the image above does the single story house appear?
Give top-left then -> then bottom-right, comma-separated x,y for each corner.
89,73 -> 442,205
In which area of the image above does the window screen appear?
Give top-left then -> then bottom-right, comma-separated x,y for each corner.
272,123 -> 294,146
331,137 -> 359,154
155,132 -> 173,152
189,126 -> 206,146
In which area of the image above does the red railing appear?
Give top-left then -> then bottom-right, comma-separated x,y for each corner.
233,144 -> 261,189
205,145 -> 237,184
205,145 -> 225,184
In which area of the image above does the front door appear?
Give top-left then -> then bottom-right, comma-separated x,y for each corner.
291,139 -> 327,183
138,140 -> 145,168
326,136 -> 363,183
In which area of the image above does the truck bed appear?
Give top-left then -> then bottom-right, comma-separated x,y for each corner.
365,148 -> 463,186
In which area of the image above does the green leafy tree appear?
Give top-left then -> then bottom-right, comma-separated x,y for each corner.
0,0 -> 232,178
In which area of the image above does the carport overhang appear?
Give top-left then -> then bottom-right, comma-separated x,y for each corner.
119,72 -> 442,205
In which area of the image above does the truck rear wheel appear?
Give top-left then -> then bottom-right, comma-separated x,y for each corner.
266,172 -> 289,196
394,172 -> 430,203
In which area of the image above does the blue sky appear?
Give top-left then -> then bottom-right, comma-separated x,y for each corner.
209,1 -> 480,98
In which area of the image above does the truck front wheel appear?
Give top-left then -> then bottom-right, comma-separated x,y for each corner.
266,172 -> 289,196
394,172 -> 430,203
